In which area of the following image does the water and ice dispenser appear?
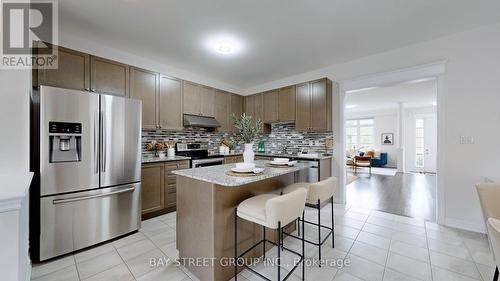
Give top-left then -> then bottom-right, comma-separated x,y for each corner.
48,122 -> 82,163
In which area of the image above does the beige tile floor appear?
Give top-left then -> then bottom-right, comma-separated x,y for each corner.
31,204 -> 497,281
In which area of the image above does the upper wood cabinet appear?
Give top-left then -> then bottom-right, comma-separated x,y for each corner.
34,43 -> 90,91
130,67 -> 160,129
159,75 -> 183,130
90,56 -> 129,97
256,86 -> 296,124
183,81 -> 199,115
214,90 -> 230,132
254,93 -> 264,122
310,79 -> 331,131
278,86 -> 296,122
244,95 -> 255,119
230,94 -> 243,132
200,85 -> 215,117
34,43 -> 129,97
295,78 -> 332,132
295,82 -> 311,131
182,81 -> 215,117
244,93 -> 264,122
263,90 -> 279,123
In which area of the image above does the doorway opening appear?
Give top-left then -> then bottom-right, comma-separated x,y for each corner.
343,78 -> 438,221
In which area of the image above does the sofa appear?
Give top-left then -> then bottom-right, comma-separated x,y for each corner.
370,153 -> 388,167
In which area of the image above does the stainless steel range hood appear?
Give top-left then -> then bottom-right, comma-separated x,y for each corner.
183,114 -> 221,128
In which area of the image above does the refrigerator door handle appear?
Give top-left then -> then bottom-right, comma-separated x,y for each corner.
94,111 -> 99,174
101,111 -> 107,173
52,186 -> 135,204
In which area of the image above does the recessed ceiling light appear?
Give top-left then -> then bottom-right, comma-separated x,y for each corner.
217,43 -> 233,54
345,104 -> 358,109
204,33 -> 245,57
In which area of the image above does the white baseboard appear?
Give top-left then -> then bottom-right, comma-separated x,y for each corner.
25,264 -> 31,281
444,217 -> 486,234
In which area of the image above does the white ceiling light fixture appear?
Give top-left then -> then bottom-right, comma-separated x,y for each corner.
217,43 -> 232,54
204,33 -> 245,57
345,104 -> 358,109
431,101 -> 437,106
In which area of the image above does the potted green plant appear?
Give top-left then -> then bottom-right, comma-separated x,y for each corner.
232,113 -> 263,163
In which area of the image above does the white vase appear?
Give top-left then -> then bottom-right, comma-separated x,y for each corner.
167,148 -> 175,158
243,143 -> 255,163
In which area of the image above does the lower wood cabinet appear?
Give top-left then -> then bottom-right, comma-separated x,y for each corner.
224,155 -> 244,164
164,160 -> 190,209
141,163 -> 164,215
255,156 -> 272,161
141,160 -> 190,219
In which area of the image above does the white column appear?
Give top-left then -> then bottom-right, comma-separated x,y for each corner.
396,102 -> 405,173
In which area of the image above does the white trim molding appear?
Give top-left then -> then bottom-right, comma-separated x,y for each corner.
340,61 -> 447,91
445,217 -> 486,234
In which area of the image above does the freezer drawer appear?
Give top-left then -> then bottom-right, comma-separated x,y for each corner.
39,183 -> 141,261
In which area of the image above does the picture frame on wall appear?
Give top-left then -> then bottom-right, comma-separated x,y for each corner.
382,133 -> 394,145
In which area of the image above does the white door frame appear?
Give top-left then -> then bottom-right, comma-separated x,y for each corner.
335,61 -> 446,224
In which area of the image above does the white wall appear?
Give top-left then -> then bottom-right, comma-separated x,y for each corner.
0,69 -> 30,175
0,69 -> 31,281
244,22 -> 500,233
346,109 -> 398,167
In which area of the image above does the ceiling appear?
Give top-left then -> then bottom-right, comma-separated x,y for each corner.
345,79 -> 437,114
58,0 -> 500,90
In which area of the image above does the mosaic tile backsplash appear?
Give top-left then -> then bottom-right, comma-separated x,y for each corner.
142,122 -> 333,157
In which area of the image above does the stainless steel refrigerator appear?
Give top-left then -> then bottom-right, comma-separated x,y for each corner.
30,86 -> 142,262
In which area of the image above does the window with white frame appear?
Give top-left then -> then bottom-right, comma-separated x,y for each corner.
415,118 -> 425,168
346,118 -> 374,152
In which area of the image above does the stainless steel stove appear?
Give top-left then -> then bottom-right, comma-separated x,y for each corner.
175,143 -> 224,168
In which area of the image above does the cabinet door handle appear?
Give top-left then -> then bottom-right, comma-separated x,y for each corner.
176,163 -> 180,168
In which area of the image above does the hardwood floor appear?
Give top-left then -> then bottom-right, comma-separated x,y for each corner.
346,171 -> 436,221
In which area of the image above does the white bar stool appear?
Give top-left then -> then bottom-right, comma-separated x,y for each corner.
234,188 -> 307,281
282,177 -> 337,267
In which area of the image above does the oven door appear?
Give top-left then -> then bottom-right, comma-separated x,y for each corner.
192,158 -> 224,168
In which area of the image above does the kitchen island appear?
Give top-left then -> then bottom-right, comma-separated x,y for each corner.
172,160 -> 311,281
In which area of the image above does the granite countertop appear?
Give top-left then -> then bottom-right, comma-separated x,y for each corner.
172,160 -> 311,187
211,152 -> 333,160
142,155 -> 191,163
